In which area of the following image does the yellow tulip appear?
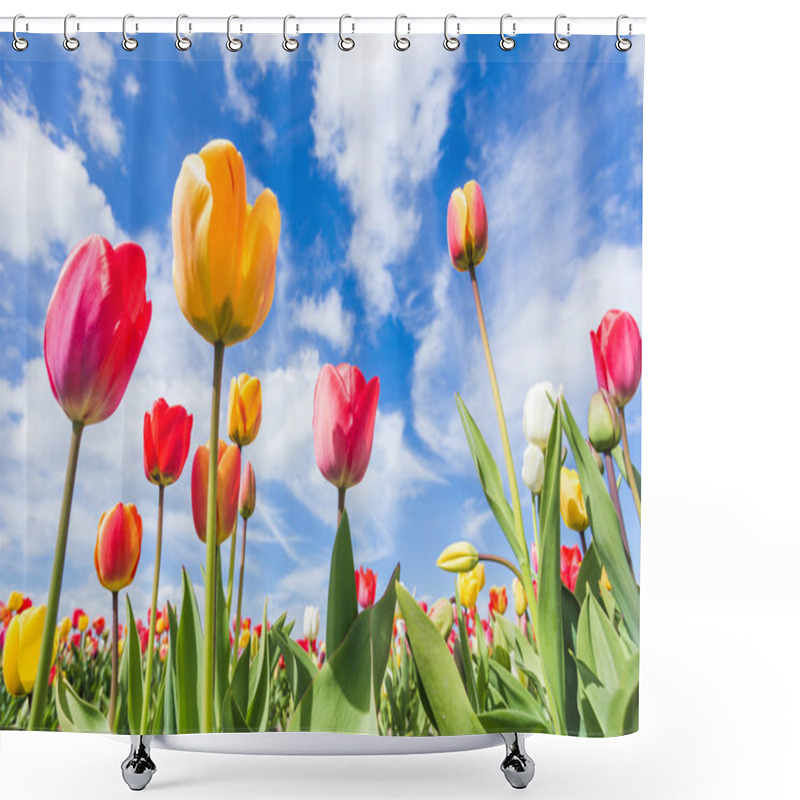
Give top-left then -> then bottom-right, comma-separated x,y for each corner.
172,139 -> 281,346
512,577 -> 528,617
560,467 -> 589,533
436,541 -> 479,573
239,629 -> 250,651
59,616 -> 71,641
228,373 -> 262,446
77,613 -> 89,632
7,591 -> 23,613
2,606 -> 56,697
600,567 -> 612,593
457,564 -> 485,609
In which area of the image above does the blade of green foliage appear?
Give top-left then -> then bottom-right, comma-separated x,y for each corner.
54,671 -> 109,733
455,394 -> 524,564
113,634 -> 129,733
247,599 -> 272,731
222,688 -> 250,732
607,651 -> 639,735
273,627 -> 316,707
288,566 -> 400,733
230,648 -> 250,715
474,611 -> 489,713
477,708 -> 550,734
396,582 -> 484,736
492,614 -> 545,690
561,585 -> 581,735
612,445 -> 641,500
574,542 -> 603,605
214,550 -> 230,728
176,567 -> 203,733
326,510 -> 358,657
487,661 -> 551,730
536,405 -> 566,733
150,661 -> 166,735
125,595 -> 144,733
576,593 -> 629,692
163,602 -> 179,734
562,399 -> 640,645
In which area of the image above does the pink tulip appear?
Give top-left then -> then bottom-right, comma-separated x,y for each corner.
44,235 -> 152,425
143,399 -> 193,486
239,462 -> 256,520
191,440 -> 241,545
447,180 -> 488,271
560,545 -> 583,593
355,567 -> 377,609
590,310 -> 642,408
312,364 -> 380,489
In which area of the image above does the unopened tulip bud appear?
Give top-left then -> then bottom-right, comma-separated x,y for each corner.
512,578 -> 527,617
239,461 -> 257,520
436,541 -> 479,573
560,468 -> 589,533
447,180 -> 488,271
522,382 -> 561,450
588,389 -> 622,453
521,444 -> 545,494
303,605 -> 320,641
427,598 -> 454,639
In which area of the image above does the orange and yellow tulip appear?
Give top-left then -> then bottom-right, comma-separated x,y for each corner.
447,180 -> 488,271
3,606 -> 56,696
228,374 -> 262,447
172,139 -> 281,346
94,503 -> 143,593
191,440 -> 241,545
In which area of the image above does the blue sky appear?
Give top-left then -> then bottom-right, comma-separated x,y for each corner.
0,33 -> 643,632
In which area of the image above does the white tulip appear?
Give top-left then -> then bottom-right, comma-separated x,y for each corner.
521,444 -> 545,494
303,605 -> 320,641
522,381 -> 562,449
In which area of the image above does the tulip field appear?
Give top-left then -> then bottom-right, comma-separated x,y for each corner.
1,146 -> 641,739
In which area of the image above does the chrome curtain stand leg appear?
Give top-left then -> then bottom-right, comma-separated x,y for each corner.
500,733 -> 535,789
121,735 -> 157,791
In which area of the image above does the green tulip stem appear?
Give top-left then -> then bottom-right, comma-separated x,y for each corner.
202,341 -> 225,733
109,590 -> 119,729
477,553 -> 523,583
578,531 -> 588,556
29,420 -> 84,730
619,407 -> 641,520
467,265 -> 526,559
337,486 -> 346,527
530,492 -> 540,560
225,445 -> 242,624
233,515 -> 248,653
140,484 -> 165,733
520,562 -> 539,645
604,451 -> 634,574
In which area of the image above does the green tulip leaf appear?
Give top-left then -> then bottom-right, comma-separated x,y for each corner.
561,584 -> 582,735
612,445 -> 641,500
288,565 -> 400,734
477,708 -> 550,734
396,582 -> 484,736
247,599 -> 274,732
163,602 -> 180,735
576,593 -> 629,693
561,399 -> 640,645
574,541 -> 603,605
455,394 -> 524,564
454,579 -> 479,711
230,647 -> 250,715
535,404 -> 566,734
125,595 -> 144,734
214,549 -> 230,727
54,671 -> 109,733
176,567 -> 203,733
487,661 -> 551,730
273,627 -> 316,708
326,510 -> 358,657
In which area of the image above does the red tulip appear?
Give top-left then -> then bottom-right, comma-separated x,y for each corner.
143,399 -> 193,486
94,503 -> 143,593
71,608 -> 86,630
590,310 -> 642,408
19,597 -> 32,613
355,567 -> 377,609
44,235 -> 152,425
191,440 -> 241,545
92,616 -> 105,636
447,180 -> 488,271
313,364 -> 380,490
560,545 -> 583,593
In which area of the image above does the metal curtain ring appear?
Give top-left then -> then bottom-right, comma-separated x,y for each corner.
339,15 -> 355,51
616,14 -> 632,51
283,15 -> 299,51
122,14 -> 138,51
63,14 -> 79,51
553,14 -> 570,51
444,14 -> 460,51
499,14 -> 516,50
394,14 -> 410,51
227,15 -> 243,51
12,14 -> 29,51
175,14 -> 192,50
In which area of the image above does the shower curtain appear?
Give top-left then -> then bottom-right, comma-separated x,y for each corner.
0,28 -> 643,739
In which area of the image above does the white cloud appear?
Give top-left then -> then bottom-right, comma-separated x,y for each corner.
0,87 -> 123,266
74,35 -> 123,158
122,73 -> 141,100
626,40 -> 646,104
310,35 -> 458,319
292,288 -> 354,350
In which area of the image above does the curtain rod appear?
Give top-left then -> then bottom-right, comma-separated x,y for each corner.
0,16 -> 645,36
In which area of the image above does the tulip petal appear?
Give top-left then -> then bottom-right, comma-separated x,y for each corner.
463,180 -> 488,266
447,189 -> 470,271
347,376 -> 380,487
